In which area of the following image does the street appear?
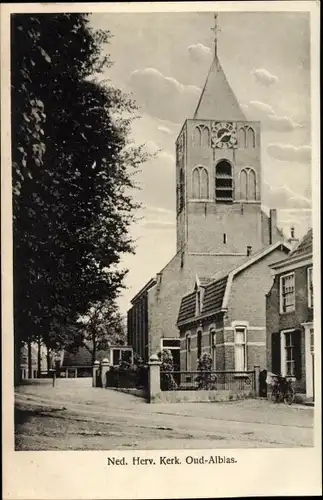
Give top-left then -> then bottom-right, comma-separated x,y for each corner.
15,378 -> 314,450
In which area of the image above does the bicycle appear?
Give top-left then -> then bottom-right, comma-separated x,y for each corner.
270,374 -> 295,405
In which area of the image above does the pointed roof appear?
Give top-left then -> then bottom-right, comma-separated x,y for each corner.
194,56 -> 246,121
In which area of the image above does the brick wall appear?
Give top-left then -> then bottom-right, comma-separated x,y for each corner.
266,263 -> 313,394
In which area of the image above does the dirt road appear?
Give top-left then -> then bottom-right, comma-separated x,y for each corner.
15,379 -> 314,450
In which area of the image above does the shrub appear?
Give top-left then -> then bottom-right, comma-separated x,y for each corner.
196,352 -> 217,390
158,349 -> 178,391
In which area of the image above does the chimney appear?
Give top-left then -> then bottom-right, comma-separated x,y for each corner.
247,245 -> 252,256
288,226 -> 299,250
269,209 -> 277,244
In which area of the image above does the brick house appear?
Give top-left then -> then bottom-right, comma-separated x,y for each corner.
266,229 -> 314,401
177,242 -> 290,373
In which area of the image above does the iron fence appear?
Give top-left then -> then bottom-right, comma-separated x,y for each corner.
160,370 -> 255,392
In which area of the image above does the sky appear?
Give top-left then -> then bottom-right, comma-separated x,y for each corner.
89,11 -> 312,314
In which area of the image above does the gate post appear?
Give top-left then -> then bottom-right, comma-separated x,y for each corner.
92,360 -> 100,387
148,354 -> 161,403
100,358 -> 110,388
254,365 -> 260,397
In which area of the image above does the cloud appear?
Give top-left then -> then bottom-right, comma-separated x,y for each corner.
263,181 -> 311,209
157,125 -> 173,135
252,68 -> 279,86
139,220 -> 175,230
188,43 -> 212,62
267,143 -> 311,163
245,101 -> 302,132
130,67 -> 200,122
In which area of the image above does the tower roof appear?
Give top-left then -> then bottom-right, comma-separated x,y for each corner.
193,55 -> 246,121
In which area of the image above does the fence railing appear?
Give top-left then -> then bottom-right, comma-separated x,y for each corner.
106,366 -> 148,389
160,370 -> 255,392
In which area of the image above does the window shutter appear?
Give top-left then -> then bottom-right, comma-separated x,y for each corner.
271,332 -> 281,374
294,330 -> 302,380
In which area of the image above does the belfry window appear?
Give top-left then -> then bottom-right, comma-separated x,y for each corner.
240,168 -> 256,201
215,160 -> 233,202
239,126 -> 256,148
193,125 -> 210,147
192,166 -> 209,200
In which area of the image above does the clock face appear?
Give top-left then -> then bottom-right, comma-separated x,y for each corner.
211,122 -> 237,148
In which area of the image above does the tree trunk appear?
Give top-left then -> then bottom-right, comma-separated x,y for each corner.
27,339 -> 32,378
46,345 -> 51,372
14,334 -> 22,386
92,332 -> 96,365
37,336 -> 42,377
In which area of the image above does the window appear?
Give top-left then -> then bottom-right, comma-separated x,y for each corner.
195,287 -> 204,316
280,330 -> 301,379
193,125 -> 210,147
246,127 -> 256,148
162,339 -> 180,349
215,160 -> 233,202
223,233 -> 227,244
192,166 -> 209,199
238,126 -> 256,148
280,273 -> 295,313
285,332 -> 295,376
239,168 -> 256,201
307,267 -> 313,308
185,334 -> 191,371
210,330 -> 216,369
310,328 -> 314,354
235,327 -> 247,371
112,348 -> 133,366
197,330 -> 202,360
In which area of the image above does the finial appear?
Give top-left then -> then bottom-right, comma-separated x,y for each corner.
210,13 -> 220,57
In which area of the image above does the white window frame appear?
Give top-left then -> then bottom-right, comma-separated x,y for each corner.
307,267 -> 313,308
197,328 -> 203,360
280,329 -> 297,378
280,272 -> 295,314
210,329 -> 216,370
161,338 -> 181,350
234,326 -> 247,371
185,333 -> 191,371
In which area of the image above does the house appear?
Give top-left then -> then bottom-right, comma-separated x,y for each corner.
127,278 -> 157,363
59,344 -> 134,377
266,229 -> 314,402
20,341 -> 48,379
177,242 -> 290,373
127,16 -> 286,363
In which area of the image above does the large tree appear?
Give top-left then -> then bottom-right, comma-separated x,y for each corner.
11,14 -> 147,383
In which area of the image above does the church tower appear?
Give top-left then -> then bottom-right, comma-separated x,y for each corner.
176,14 -> 263,257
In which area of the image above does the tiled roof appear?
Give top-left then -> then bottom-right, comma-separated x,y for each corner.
177,275 -> 228,324
62,347 -> 110,367
289,228 -> 312,257
202,276 -> 228,316
177,292 -> 196,324
194,56 -> 246,121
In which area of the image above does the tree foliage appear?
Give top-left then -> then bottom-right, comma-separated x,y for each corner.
77,301 -> 126,364
11,14 -> 148,369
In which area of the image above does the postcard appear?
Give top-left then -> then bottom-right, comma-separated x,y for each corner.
1,1 -> 321,499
